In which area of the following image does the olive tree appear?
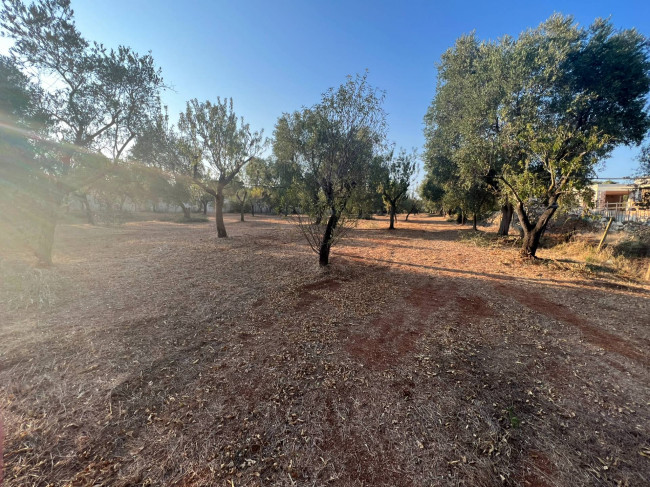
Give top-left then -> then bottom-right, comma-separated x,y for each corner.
378,149 -> 417,230
501,16 -> 650,257
178,98 -> 267,237
274,73 -> 386,266
424,33 -> 511,233
130,108 -> 200,220
425,15 -> 650,256
1,0 -> 164,263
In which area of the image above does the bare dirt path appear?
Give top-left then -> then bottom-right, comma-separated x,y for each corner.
1,215 -> 648,486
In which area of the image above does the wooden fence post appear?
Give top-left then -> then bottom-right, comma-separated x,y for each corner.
597,218 -> 613,253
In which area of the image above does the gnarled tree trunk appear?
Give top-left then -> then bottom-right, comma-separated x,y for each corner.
319,209 -> 339,267
515,197 -> 559,258
180,202 -> 191,221
498,202 -> 514,236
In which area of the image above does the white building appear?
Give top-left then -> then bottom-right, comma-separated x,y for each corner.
589,179 -> 650,222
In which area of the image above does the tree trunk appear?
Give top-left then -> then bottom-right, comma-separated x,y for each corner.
319,210 -> 339,267
472,213 -> 478,231
80,193 -> 95,225
251,202 -> 255,217
516,198 -> 559,258
215,183 -> 227,238
521,230 -> 544,258
389,203 -> 396,230
180,203 -> 191,221
236,190 -> 247,222
202,201 -> 208,215
497,203 -> 514,236
35,213 -> 57,267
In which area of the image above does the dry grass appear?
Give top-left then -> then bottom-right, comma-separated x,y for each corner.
536,225 -> 649,282
478,218 -> 650,281
1,214 -> 649,486
0,259 -> 65,310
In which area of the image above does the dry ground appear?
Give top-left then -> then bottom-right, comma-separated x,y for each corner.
1,214 -> 649,486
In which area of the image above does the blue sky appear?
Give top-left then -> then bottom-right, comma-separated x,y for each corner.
4,0 -> 650,178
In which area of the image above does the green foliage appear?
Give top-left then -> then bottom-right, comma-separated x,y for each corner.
274,73 -> 386,264
506,407 -> 521,429
130,107 -> 201,215
0,54 -> 46,124
418,177 -> 445,212
1,0 -> 164,153
274,73 -> 386,219
176,97 -> 267,235
377,148 -> 417,228
502,15 -> 650,201
131,108 -> 200,175
243,157 -> 274,213
178,98 -> 267,185
349,155 -> 385,218
400,194 -> 422,219
423,33 -> 504,222
1,0 -> 165,261
377,149 -> 417,211
425,14 -> 650,254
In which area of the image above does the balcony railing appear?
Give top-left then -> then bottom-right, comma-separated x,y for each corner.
593,202 -> 650,222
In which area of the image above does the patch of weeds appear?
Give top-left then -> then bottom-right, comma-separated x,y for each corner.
458,231 -> 498,248
505,407 -> 521,429
459,230 -> 522,250
583,262 -> 615,274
